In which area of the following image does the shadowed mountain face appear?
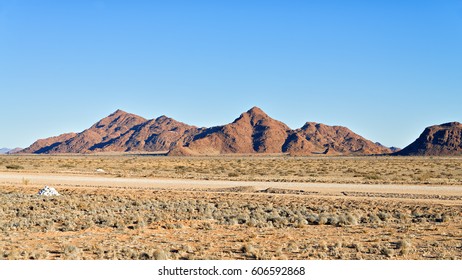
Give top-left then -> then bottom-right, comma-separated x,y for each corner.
23,107 -> 392,155
395,122 -> 462,156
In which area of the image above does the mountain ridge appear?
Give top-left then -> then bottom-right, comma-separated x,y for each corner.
22,107 -> 397,156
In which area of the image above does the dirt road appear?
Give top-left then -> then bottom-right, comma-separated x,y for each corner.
1,172 -> 461,196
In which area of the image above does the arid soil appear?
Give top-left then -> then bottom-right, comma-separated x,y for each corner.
0,155 -> 461,260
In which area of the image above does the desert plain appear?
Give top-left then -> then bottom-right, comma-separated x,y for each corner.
0,155 -> 461,260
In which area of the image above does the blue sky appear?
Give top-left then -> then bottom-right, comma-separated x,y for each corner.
1,0 -> 461,149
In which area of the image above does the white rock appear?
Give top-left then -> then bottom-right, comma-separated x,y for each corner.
38,186 -> 60,196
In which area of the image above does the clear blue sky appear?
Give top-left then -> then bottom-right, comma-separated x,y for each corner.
1,0 -> 461,149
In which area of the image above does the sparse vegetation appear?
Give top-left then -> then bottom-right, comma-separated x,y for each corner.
1,155 -> 461,260
1,155 -> 462,185
0,184 -> 460,260
5,164 -> 24,170
22,178 -> 30,186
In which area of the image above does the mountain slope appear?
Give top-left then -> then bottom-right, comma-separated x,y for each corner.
170,107 -> 290,155
92,115 -> 202,152
395,122 -> 462,156
23,110 -> 146,154
21,133 -> 78,154
284,122 -> 392,155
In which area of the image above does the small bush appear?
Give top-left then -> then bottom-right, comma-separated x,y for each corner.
153,249 -> 169,260
22,178 -> 30,185
6,164 -> 24,170
63,245 -> 81,260
381,247 -> 393,258
397,240 -> 412,255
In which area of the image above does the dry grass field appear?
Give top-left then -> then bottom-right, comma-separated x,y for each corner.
0,155 -> 461,260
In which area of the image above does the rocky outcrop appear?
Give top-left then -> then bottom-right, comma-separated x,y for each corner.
395,122 -> 462,156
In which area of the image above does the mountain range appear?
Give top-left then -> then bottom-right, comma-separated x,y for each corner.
20,107 -> 462,156
21,107 -> 393,155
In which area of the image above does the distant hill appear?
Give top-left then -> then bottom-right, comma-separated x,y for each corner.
394,122 -> 462,156
22,107 -> 392,156
22,110 -> 146,154
7,148 -> 23,154
288,123 -> 391,155
0,148 -> 22,154
375,142 -> 401,153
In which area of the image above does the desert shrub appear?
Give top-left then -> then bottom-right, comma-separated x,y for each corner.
364,174 -> 380,180
368,213 -> 382,224
63,245 -> 82,260
380,247 -> 393,258
397,239 -> 412,255
241,243 -> 260,259
153,249 -> 169,260
5,164 -> 24,170
337,213 -> 358,226
306,214 -> 318,224
28,250 -> 49,260
377,211 -> 390,222
317,214 -> 328,225
22,178 -> 30,185
1,249 -> 22,260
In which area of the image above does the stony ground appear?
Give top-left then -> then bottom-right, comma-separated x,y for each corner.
1,184 -> 461,260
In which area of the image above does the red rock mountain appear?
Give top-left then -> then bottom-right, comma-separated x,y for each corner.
171,107 -> 291,155
284,122 -> 392,155
92,115 -> 201,153
23,107 -> 392,155
21,132 -> 78,154
395,122 -> 462,156
24,110 -> 147,154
